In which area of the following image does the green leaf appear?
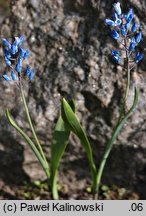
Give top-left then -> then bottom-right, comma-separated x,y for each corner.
61,98 -> 97,191
5,109 -> 50,178
50,100 -> 75,199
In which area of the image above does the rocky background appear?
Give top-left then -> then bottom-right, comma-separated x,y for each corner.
0,0 -> 146,199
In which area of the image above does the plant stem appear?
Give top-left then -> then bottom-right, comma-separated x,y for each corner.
19,80 -> 49,172
95,87 -> 138,199
96,119 -> 121,198
50,174 -> 59,200
93,192 -> 98,200
124,37 -> 130,104
95,36 -> 132,199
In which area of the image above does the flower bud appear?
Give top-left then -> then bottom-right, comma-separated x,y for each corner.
2,74 -> 11,81
111,30 -> 119,40
113,2 -> 122,16
11,71 -> 18,80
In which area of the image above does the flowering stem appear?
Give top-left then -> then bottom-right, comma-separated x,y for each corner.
19,79 -> 49,174
95,36 -> 135,199
95,87 -> 138,199
124,37 -> 130,104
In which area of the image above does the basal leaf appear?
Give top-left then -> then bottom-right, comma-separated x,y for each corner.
50,100 -> 75,199
5,109 -> 50,178
61,98 -> 97,189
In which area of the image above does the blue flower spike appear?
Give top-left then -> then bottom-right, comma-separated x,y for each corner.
105,2 -> 143,67
2,36 -> 35,82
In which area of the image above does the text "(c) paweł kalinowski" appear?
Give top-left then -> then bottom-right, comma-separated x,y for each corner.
20,202 -> 104,212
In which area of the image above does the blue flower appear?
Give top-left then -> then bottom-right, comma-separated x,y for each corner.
15,64 -> 21,73
129,37 -> 136,51
105,19 -> 115,26
24,50 -> 29,59
2,36 -> 35,82
11,43 -> 18,55
4,49 -> 11,59
25,66 -> 31,76
129,42 -> 135,51
15,57 -> 23,73
2,74 -> 11,81
111,30 -> 119,40
112,50 -> 119,56
18,57 -> 23,67
11,71 -> 18,81
134,52 -> 144,63
20,48 -> 30,59
113,2 -> 122,16
29,70 -> 35,80
20,48 -> 25,58
131,22 -> 138,33
113,55 -> 120,63
112,50 -> 120,63
125,9 -> 134,28
2,39 -> 11,49
14,36 -> 24,46
126,9 -> 133,21
4,56 -> 11,66
105,2 -> 143,67
120,25 -> 126,36
125,22 -> 131,30
136,32 -> 142,43
113,13 -> 122,26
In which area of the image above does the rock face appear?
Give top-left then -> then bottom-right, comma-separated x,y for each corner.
0,0 -> 146,198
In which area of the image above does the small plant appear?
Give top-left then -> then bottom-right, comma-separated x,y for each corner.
61,2 -> 143,199
1,36 -> 76,199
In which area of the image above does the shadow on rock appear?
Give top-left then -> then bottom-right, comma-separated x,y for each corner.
0,131 -> 30,187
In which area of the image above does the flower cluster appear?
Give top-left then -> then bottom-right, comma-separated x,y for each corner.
2,36 -> 34,82
105,2 -> 143,67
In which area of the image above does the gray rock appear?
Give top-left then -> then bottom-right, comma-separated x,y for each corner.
0,0 -> 146,198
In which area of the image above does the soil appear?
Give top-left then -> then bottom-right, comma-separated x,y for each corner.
0,180 -> 140,200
